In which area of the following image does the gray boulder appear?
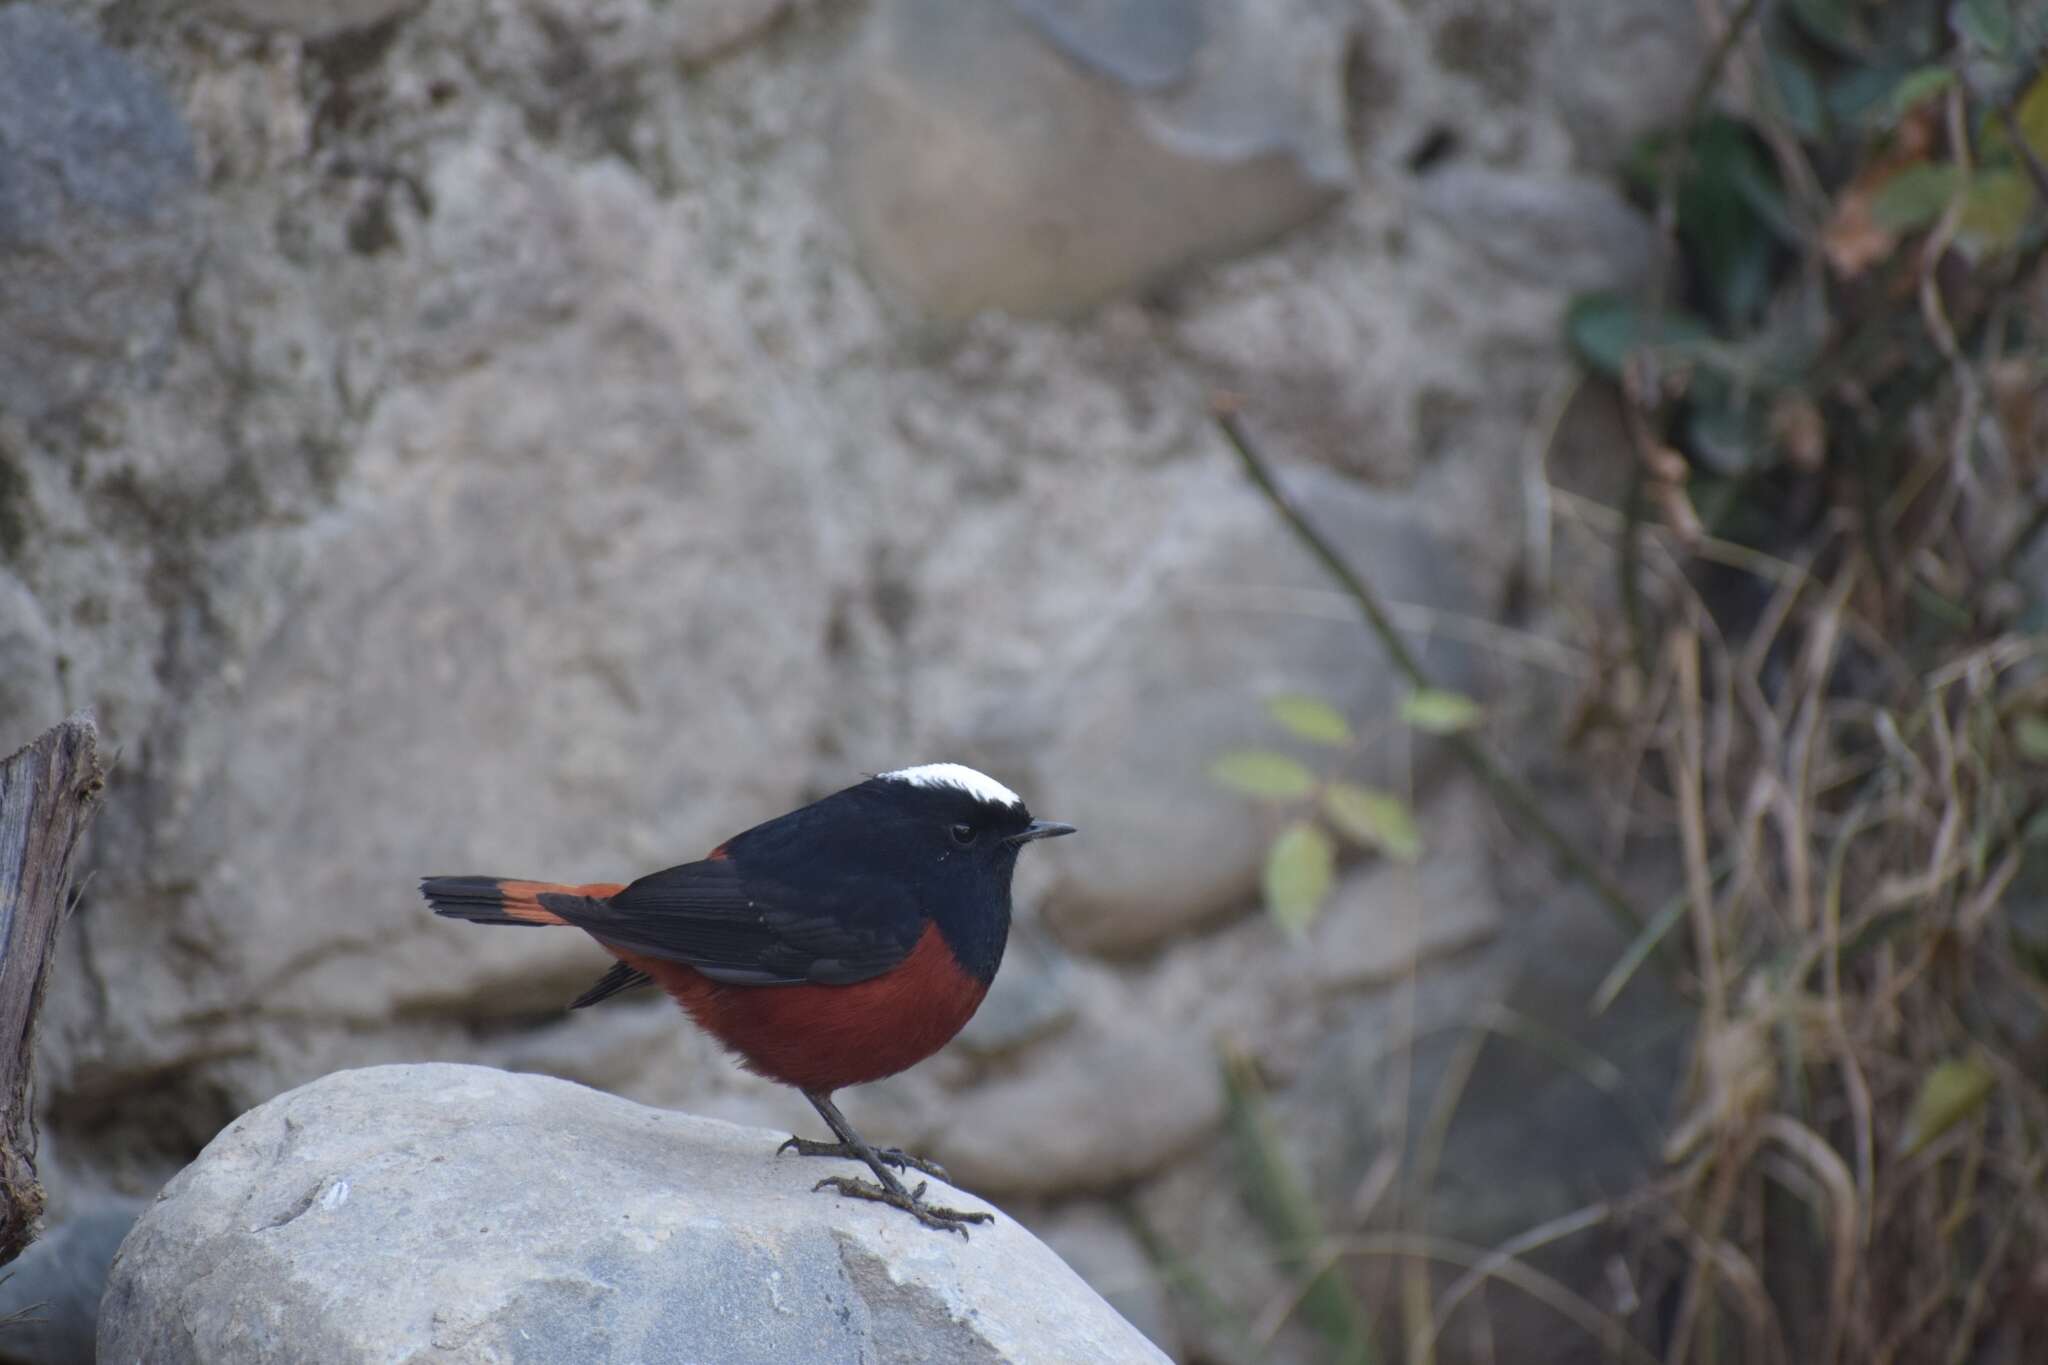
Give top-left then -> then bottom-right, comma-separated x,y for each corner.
1021,464 -> 1482,956
98,1064 -> 1170,1364
834,0 -> 1350,320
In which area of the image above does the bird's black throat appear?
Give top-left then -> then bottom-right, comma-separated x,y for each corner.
928,881 -> 1012,986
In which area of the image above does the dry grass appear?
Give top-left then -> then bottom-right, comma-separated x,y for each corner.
1547,1 -> 2048,1355
1559,471 -> 2048,1363
1170,6 -> 2048,1361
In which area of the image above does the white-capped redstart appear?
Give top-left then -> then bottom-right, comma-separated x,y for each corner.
421,763 -> 1074,1233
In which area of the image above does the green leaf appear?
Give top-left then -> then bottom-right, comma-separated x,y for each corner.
1961,169 -> 2037,252
2017,70 -> 2048,165
1766,46 -> 1825,138
1888,65 -> 1955,120
1591,883 -> 1692,1015
1684,379 -> 1761,477
1323,783 -> 1422,863
1831,62 -> 1914,127
1266,694 -> 1353,747
2015,713 -> 2048,761
1400,689 -> 1483,735
1565,293 -> 1713,379
1788,0 -> 1870,54
1872,162 -> 1963,232
1210,750 -> 1317,801
1680,117 -> 1781,325
1957,0 -> 2013,54
1899,1055 -> 1996,1156
1264,821 -> 1336,937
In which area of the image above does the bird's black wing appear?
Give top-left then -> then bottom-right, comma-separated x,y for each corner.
547,858 -> 924,987
567,960 -> 653,1009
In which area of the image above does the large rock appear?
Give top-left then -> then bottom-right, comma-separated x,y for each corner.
0,4 -> 198,425
99,1064 -> 1169,1364
834,0 -> 1350,320
12,5 -> 1701,1347
1018,463 -> 1482,956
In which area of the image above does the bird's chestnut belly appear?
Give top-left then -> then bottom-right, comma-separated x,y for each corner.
618,921 -> 990,1093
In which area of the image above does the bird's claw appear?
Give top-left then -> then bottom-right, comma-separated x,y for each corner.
810,1175 -> 994,1237
777,1135 -> 951,1180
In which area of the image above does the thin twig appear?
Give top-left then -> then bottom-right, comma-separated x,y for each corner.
1418,1202 -> 1618,1355
1669,625 -> 1725,1029
1288,1229 -> 1662,1365
1995,101 -> 2048,205
1679,0 -> 1768,129
1213,401 -> 1647,936
1943,1152 -> 2047,1365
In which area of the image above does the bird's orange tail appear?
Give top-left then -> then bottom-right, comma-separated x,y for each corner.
419,876 -> 625,926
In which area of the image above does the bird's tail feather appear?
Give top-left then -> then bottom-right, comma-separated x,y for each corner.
419,876 -> 624,926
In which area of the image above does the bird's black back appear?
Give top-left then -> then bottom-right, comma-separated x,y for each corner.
599,775 -> 1036,987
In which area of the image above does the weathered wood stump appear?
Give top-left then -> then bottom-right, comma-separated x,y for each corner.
0,716 -> 103,1264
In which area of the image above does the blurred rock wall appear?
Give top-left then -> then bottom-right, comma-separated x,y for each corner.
0,0 -> 1699,1357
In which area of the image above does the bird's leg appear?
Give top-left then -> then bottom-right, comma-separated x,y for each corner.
779,1134 -> 951,1180
781,1090 -> 992,1236
777,1088 -> 952,1178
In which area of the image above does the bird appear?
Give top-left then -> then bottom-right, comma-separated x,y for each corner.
419,762 -> 1075,1234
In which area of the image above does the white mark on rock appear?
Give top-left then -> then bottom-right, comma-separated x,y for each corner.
320,1180 -> 350,1211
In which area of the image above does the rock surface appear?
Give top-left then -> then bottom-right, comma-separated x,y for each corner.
0,1204 -> 139,1365
186,0 -> 420,37
5,1 -> 1708,1358
1031,1205 -> 1178,1357
835,0 -> 1350,320
0,4 -> 198,425
99,1064 -> 1170,1365
1024,463 -> 1481,955
1412,167 -> 1663,294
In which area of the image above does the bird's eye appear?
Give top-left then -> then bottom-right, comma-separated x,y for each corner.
949,823 -> 976,846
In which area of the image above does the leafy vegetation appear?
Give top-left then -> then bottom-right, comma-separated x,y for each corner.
1209,690 -> 1451,936
1201,2 -> 2048,1361
1560,2 -> 2048,1360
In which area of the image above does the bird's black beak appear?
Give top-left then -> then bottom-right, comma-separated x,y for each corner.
1008,819 -> 1077,845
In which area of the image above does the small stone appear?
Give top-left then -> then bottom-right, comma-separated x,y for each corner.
99,1065 -> 1170,1364
1412,167 -> 1661,294
0,1204 -> 140,1365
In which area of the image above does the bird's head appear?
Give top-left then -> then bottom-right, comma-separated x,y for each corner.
861,763 -> 1076,871
854,763 -> 1073,980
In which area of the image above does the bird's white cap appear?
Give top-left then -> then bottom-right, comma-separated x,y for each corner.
879,763 -> 1024,809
